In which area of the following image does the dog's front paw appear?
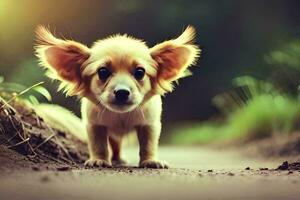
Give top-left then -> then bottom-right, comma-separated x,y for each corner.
84,158 -> 111,168
139,160 -> 169,169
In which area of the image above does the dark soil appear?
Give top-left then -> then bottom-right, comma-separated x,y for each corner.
241,133 -> 300,162
0,99 -> 88,172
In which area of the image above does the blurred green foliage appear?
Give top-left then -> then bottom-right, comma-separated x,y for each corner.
171,39 -> 300,144
172,92 -> 300,145
266,40 -> 300,71
0,76 -> 51,105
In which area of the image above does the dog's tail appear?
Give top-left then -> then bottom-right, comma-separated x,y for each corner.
33,104 -> 88,143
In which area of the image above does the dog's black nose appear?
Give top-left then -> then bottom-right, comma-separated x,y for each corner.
114,89 -> 130,104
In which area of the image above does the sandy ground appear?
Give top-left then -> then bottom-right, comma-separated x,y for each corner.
0,146 -> 300,200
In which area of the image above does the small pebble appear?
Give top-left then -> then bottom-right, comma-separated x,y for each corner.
277,161 -> 289,170
245,167 -> 250,170
228,172 -> 235,176
32,166 -> 40,171
56,166 -> 71,171
207,169 -> 213,172
259,168 -> 268,171
40,175 -> 50,183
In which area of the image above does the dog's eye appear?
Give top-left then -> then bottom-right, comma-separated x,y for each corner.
134,67 -> 145,80
97,67 -> 111,81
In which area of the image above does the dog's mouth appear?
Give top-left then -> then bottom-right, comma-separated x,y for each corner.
101,100 -> 138,113
109,102 -> 137,113
111,98 -> 134,106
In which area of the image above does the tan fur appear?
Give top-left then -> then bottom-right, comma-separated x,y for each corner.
35,26 -> 200,168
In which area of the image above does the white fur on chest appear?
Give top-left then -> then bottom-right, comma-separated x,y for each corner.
81,95 -> 162,135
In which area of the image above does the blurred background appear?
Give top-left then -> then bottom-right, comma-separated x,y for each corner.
1,0 -> 300,145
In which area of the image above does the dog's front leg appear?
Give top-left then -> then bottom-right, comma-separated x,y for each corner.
84,124 -> 111,167
136,123 -> 168,169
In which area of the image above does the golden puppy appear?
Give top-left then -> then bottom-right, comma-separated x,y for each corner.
35,26 -> 200,168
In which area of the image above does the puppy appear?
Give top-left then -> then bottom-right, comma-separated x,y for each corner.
35,26 -> 200,168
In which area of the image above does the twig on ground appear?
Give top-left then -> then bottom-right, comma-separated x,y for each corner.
1,102 -> 37,156
0,96 -> 17,113
0,94 -> 86,166
33,133 -> 56,151
45,123 -> 76,164
8,138 -> 30,148
54,135 -> 76,164
39,153 -> 70,165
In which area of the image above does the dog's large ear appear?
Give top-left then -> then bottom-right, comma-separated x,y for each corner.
35,26 -> 90,95
150,26 -> 200,94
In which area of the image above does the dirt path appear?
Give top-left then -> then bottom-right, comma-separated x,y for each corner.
1,146 -> 299,200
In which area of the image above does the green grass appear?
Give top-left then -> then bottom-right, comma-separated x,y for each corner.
170,94 -> 300,145
0,76 -> 51,105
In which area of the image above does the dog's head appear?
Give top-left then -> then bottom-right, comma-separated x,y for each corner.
35,26 -> 200,113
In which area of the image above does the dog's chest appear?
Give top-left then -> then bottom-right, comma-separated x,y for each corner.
82,96 -> 162,135
100,111 -> 144,133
